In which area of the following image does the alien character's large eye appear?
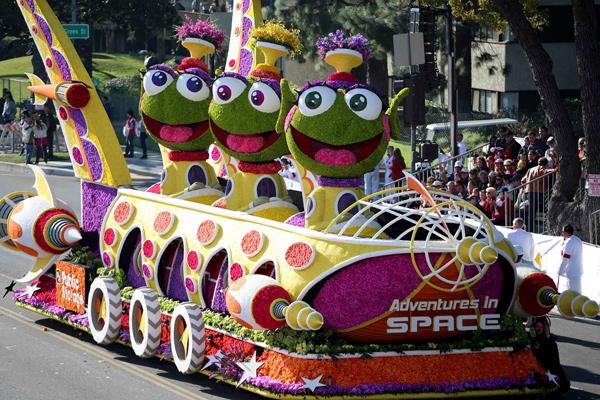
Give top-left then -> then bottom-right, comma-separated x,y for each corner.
248,82 -> 281,113
143,69 -> 174,96
344,88 -> 382,121
176,74 -> 210,102
298,86 -> 336,117
212,77 -> 246,105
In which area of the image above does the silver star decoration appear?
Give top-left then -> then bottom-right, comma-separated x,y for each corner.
546,370 -> 559,386
236,352 -> 264,387
201,349 -> 224,371
299,374 -> 326,392
18,283 -> 40,299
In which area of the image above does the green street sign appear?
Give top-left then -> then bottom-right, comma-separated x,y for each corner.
92,78 -> 100,87
62,24 -> 89,39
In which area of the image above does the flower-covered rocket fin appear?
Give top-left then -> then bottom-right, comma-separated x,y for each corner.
31,165 -> 57,207
18,0 -> 131,188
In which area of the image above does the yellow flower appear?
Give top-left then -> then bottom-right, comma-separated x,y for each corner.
252,20 -> 303,58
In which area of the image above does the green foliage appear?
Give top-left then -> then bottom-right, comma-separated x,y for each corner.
272,0 -> 409,62
421,0 -> 549,33
103,74 -> 141,95
97,266 -> 129,287
64,244 -> 103,271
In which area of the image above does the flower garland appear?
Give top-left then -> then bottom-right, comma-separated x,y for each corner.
316,30 -> 372,62
251,20 -> 303,58
175,17 -> 226,52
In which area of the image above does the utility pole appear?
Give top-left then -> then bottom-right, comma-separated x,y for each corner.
445,4 -> 458,157
71,0 -> 76,23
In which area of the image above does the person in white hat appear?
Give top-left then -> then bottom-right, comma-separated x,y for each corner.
544,136 -> 556,169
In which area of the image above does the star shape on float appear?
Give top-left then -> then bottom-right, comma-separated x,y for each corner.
546,370 -> 559,386
201,349 -> 224,371
18,283 -> 40,300
3,281 -> 16,298
299,374 -> 326,392
236,352 -> 264,387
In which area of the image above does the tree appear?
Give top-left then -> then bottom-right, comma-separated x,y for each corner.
273,0 -> 410,96
424,0 -> 599,239
45,0 -> 179,54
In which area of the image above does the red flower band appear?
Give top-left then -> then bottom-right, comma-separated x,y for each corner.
249,69 -> 282,82
168,150 -> 209,162
178,57 -> 208,73
328,71 -> 358,83
237,160 -> 281,174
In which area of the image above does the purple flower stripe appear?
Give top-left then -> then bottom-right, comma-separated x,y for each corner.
217,72 -> 249,85
34,13 -> 53,46
81,181 -> 117,233
324,80 -> 355,91
349,83 -> 383,98
285,212 -> 305,227
242,0 -> 251,13
182,68 -> 212,85
317,176 -> 363,188
70,108 -> 88,138
25,0 -> 36,12
81,138 -> 104,181
51,48 -> 72,81
241,17 -> 253,47
256,78 -> 281,96
148,64 -> 177,78
299,81 -> 327,92
14,290 -> 90,329
239,49 -> 253,77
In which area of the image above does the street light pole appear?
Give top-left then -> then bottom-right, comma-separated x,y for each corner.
71,0 -> 77,24
445,4 -> 458,158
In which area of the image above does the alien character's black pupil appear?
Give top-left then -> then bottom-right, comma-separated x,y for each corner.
305,92 -> 322,109
349,94 -> 367,112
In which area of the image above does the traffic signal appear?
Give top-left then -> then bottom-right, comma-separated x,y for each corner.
77,40 -> 93,76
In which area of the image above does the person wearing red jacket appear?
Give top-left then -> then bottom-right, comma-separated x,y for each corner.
391,148 -> 406,184
124,109 -> 136,158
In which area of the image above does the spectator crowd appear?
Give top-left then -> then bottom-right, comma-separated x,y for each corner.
409,126 -> 569,232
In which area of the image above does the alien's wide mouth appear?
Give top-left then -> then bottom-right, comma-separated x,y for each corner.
142,113 -> 209,144
211,118 -> 280,154
291,125 -> 382,166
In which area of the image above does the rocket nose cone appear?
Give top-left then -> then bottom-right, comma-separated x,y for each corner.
63,226 -> 82,245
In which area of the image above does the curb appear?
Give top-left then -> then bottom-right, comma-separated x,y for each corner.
0,161 -> 75,177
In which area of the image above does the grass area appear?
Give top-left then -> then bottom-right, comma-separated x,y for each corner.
389,140 -> 412,166
0,151 -> 71,163
0,53 -> 145,103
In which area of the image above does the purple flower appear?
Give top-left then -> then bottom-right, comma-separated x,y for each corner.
316,30 -> 372,62
175,17 -> 226,52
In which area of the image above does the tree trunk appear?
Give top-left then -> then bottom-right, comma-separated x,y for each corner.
105,29 -> 115,54
572,0 -> 600,240
491,0 -> 581,236
156,28 -> 166,63
366,57 -> 389,99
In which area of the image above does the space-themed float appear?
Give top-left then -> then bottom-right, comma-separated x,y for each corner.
4,0 -> 599,398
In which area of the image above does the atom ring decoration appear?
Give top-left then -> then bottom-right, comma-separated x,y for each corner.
410,200 -> 498,292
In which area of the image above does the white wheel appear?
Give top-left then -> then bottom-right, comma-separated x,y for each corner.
87,276 -> 122,345
129,287 -> 162,358
170,302 -> 206,374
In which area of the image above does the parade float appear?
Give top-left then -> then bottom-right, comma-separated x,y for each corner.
3,0 -> 600,398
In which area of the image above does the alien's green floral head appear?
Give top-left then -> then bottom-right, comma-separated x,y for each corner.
140,64 -> 214,151
277,79 -> 407,178
209,72 -> 288,163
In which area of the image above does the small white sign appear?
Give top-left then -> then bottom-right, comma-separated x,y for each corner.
589,174 -> 600,196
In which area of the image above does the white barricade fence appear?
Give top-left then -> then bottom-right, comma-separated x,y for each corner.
499,227 -> 600,303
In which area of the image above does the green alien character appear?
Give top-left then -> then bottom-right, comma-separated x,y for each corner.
208,72 -> 298,222
140,58 -> 224,205
277,78 -> 407,232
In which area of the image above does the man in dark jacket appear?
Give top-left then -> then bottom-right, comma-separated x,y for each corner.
42,105 -> 57,157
